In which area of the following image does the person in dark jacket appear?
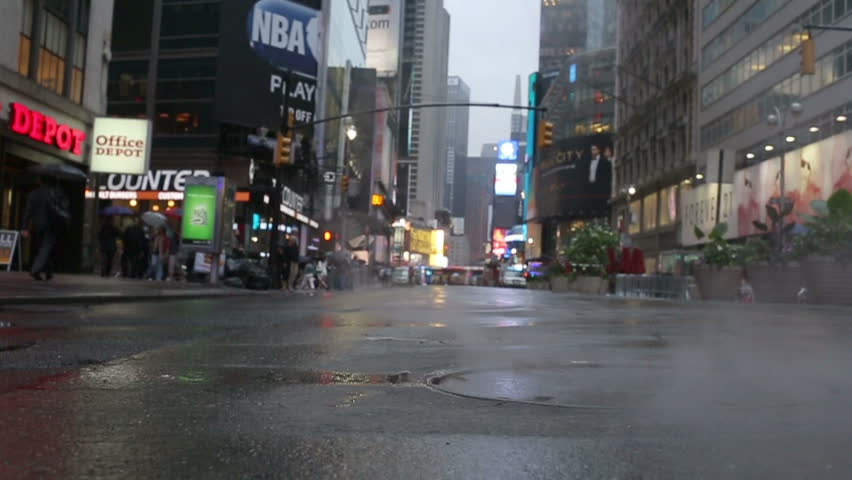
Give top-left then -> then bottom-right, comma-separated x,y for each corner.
122,217 -> 148,278
99,218 -> 120,277
22,176 -> 68,281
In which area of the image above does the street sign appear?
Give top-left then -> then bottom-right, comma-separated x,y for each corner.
0,230 -> 22,272
323,171 -> 336,184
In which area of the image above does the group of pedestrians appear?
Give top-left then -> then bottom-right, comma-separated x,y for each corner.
98,217 -> 181,281
278,237 -> 330,292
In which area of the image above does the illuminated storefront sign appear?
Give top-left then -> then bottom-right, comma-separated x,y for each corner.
87,169 -> 211,200
90,117 -> 153,174
410,227 -> 432,255
7,102 -> 86,156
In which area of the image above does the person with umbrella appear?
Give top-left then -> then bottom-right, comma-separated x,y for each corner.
22,175 -> 70,281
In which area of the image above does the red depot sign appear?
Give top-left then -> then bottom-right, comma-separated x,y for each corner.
7,102 -> 86,156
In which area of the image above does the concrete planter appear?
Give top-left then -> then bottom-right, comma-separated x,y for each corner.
694,267 -> 742,301
527,280 -> 550,290
802,256 -> 852,305
746,263 -> 803,304
551,275 -> 607,295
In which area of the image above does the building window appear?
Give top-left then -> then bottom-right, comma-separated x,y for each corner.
18,0 -> 35,76
37,5 -> 70,95
159,1 -> 220,50
70,0 -> 90,104
154,101 -> 215,135
702,0 -> 790,69
702,0 -> 852,108
702,38 -> 852,148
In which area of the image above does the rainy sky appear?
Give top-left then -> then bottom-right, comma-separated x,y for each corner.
444,0 -> 540,156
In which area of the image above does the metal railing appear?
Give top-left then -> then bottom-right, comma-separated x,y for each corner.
615,274 -> 690,301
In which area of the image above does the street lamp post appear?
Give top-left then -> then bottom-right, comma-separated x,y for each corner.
766,101 -> 803,252
340,121 -> 357,252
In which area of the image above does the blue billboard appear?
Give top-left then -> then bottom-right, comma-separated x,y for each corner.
216,0 -> 320,129
497,140 -> 519,161
247,0 -> 320,77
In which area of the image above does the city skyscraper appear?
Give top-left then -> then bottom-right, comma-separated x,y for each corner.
510,75 -> 526,140
445,76 -> 471,217
398,0 -> 451,222
538,0 -> 616,74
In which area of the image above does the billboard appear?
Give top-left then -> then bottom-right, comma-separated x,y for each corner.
498,140 -> 519,161
366,0 -> 401,76
182,183 -> 218,248
90,118 -> 152,174
215,0 -> 320,129
495,163 -> 518,196
410,227 -> 432,255
734,128 -> 852,238
535,133 -> 613,219
491,228 -> 508,256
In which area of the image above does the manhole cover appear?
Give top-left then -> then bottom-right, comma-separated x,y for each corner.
428,364 -> 654,408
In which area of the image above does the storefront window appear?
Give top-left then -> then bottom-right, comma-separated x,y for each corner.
629,200 -> 641,235
642,193 -> 658,232
658,186 -> 677,227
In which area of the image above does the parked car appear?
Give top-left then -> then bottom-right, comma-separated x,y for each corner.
524,256 -> 554,280
500,267 -> 527,288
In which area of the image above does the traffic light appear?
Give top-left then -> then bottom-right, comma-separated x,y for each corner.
341,175 -> 349,194
801,35 -> 815,75
371,194 -> 385,206
323,230 -> 333,242
275,133 -> 292,166
274,111 -> 296,166
537,120 -> 554,149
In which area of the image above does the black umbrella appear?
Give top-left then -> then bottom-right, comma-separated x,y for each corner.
100,205 -> 135,216
30,163 -> 88,182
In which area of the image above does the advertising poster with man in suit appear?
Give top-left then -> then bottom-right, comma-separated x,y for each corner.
535,133 -> 613,220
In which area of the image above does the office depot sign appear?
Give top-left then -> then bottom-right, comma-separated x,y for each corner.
7,102 -> 86,156
90,117 -> 153,174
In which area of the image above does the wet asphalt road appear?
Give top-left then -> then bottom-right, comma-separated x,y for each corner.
2,287 -> 852,479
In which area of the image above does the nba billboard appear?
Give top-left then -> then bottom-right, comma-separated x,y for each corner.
215,0 -> 320,129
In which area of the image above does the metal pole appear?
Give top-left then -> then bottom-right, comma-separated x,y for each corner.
776,107 -> 786,253
269,71 -> 292,289
779,148 -> 786,253
715,149 -> 724,225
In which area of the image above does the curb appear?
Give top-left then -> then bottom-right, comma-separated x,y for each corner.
0,289 -> 268,306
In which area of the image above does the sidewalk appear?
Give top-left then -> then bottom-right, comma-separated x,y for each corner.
0,273 -> 263,306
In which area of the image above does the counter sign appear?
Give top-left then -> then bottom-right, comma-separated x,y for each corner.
90,118 -> 153,174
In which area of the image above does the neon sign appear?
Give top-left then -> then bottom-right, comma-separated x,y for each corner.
8,102 -> 86,156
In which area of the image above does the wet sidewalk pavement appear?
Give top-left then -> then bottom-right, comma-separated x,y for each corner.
0,273 -> 263,305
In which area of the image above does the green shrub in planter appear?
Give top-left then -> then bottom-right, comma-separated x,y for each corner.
562,223 -> 619,276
